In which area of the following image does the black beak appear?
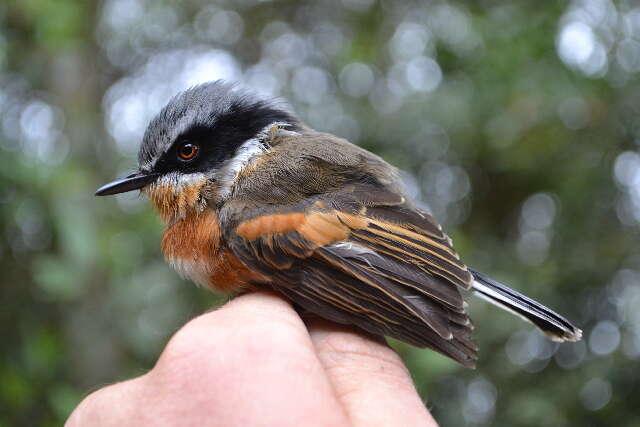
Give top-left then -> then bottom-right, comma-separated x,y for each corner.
95,172 -> 159,196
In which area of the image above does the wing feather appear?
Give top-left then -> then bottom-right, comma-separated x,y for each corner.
224,184 -> 478,366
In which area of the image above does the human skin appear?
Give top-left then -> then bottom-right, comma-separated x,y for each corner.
66,292 -> 438,427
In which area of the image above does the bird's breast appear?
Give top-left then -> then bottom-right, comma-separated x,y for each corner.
161,209 -> 263,292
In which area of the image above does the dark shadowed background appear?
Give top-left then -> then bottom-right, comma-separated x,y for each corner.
2,0 -> 639,425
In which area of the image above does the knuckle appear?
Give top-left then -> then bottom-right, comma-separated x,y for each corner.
66,381 -> 137,426
67,388 -> 107,424
66,400 -> 89,426
154,323 -> 214,385
159,318 -> 205,364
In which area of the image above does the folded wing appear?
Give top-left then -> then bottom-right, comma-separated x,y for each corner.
224,183 -> 478,367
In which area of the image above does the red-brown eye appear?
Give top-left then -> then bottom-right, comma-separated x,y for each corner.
177,142 -> 199,161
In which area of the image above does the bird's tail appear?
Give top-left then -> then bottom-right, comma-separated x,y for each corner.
470,268 -> 582,342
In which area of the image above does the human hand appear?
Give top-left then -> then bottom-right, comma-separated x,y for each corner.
66,292 -> 437,426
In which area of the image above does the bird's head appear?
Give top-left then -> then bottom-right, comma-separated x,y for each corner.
95,81 -> 300,222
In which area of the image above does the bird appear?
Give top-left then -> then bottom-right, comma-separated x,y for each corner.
96,81 -> 581,367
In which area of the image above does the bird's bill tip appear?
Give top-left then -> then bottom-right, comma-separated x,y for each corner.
95,173 -> 159,196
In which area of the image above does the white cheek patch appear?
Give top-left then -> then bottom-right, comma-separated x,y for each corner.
155,171 -> 207,189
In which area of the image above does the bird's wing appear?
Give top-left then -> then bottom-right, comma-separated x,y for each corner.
223,183 -> 478,366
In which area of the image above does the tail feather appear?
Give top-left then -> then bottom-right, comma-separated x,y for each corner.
470,268 -> 582,342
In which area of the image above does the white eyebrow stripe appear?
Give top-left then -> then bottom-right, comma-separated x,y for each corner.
215,138 -> 266,200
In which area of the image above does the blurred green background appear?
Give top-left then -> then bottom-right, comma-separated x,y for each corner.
2,0 -> 639,425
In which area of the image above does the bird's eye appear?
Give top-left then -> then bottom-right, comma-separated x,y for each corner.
177,142 -> 199,161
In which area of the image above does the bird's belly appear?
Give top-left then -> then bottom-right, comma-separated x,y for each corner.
161,210 -> 264,292
166,257 -> 212,288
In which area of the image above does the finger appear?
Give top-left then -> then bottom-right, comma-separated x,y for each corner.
149,291 -> 349,427
307,319 -> 438,427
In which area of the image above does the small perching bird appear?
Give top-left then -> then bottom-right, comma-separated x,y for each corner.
96,81 -> 581,367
